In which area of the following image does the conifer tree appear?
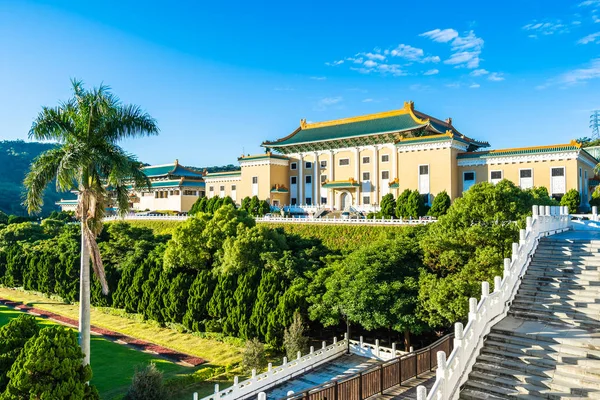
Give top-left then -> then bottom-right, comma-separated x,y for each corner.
380,194 -> 396,218
226,268 -> 262,338
222,196 -> 235,208
240,196 -> 251,213
395,189 -> 411,218
250,270 -> 284,342
283,312 -> 309,360
0,315 -> 40,392
3,325 -> 99,399
258,200 -> 271,216
165,271 -> 193,323
249,196 -> 260,216
428,190 -> 451,217
183,270 -> 214,331
207,273 -> 238,328
406,190 -> 426,218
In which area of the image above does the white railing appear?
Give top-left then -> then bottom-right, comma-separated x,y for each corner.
349,337 -> 408,361
418,205 -> 570,400
256,216 -> 435,225
104,215 -> 189,221
195,337 -> 348,400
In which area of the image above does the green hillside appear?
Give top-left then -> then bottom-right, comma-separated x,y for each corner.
0,140 -> 70,216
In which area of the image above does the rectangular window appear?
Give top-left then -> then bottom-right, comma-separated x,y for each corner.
305,162 -> 312,169
231,185 -> 236,191
291,198 -> 297,205
490,170 -> 502,184
463,171 -> 476,192
464,172 -> 475,181
320,160 -> 327,168
519,169 -> 533,189
306,198 -> 312,206
290,163 -> 297,170
552,168 -> 565,177
155,192 -> 159,198
381,154 -> 390,163
320,174 -> 327,183
219,185 -> 225,191
381,171 -> 390,180
362,156 -> 370,164
183,190 -> 197,196
209,186 -> 214,192
174,190 -> 180,195
551,167 -> 566,197
362,172 -> 370,181
419,165 -> 429,175
321,197 -> 327,205
252,177 -> 258,184
339,158 -> 350,166
291,177 -> 297,185
363,196 -> 371,205
305,176 -> 312,184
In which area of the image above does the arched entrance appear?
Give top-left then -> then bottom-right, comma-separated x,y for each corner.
341,192 -> 351,210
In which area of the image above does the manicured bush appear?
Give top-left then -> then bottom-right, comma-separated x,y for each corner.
380,194 -> 396,218
428,191 -> 451,217
242,338 -> 266,373
0,314 -> 40,391
560,189 -> 581,214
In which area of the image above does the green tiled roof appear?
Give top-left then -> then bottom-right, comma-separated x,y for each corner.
389,182 -> 400,189
271,187 -> 289,193
205,171 -> 242,178
141,163 -> 204,178
264,114 -> 427,147
457,143 -> 582,159
322,181 -> 360,189
238,154 -> 289,162
127,179 -> 205,189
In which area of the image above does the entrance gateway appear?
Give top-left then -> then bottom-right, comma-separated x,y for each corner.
341,192 -> 351,210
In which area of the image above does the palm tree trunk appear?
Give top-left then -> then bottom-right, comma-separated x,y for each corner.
79,222 -> 91,366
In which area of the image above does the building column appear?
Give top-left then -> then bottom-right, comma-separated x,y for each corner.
298,153 -> 303,206
372,146 -> 379,204
393,145 -> 398,181
354,147 -> 361,207
313,151 -> 319,206
329,150 -> 335,209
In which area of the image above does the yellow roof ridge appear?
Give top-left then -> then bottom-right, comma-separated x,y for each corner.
486,140 -> 582,154
300,101 -> 429,130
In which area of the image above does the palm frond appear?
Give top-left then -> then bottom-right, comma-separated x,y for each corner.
23,147 -> 67,214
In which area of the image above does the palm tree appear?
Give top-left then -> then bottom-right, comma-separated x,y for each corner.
24,79 -> 159,365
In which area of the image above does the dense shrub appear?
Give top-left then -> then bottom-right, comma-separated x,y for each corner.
561,189 -> 581,213
125,363 -> 168,400
428,191 -> 451,217
242,338 -> 266,373
0,315 -> 40,391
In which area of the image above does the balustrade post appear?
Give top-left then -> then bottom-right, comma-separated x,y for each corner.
545,205 -> 551,216
214,384 -> 220,399
504,258 -> 511,279
511,243 -> 519,261
436,351 -> 447,397
594,206 -> 598,222
310,346 -> 314,354
268,363 -> 272,373
252,369 -> 257,379
297,351 -> 301,360
258,393 -> 266,400
282,357 -> 287,366
539,206 -> 545,216
286,391 -> 295,398
416,385 -> 427,400
376,339 -> 380,357
234,376 -> 239,386
494,276 -> 502,292
360,336 -> 364,347
392,342 -> 396,355
532,205 -> 539,217
468,298 -> 478,321
454,322 -> 464,373
526,216 -> 532,231
322,340 -> 326,349
481,281 -> 489,298
193,393 -> 198,400
333,336 -> 337,344
519,229 -> 526,246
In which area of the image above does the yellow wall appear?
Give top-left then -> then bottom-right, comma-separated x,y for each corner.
397,146 -> 455,200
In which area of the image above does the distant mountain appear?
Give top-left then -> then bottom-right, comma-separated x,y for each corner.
0,140 -> 69,216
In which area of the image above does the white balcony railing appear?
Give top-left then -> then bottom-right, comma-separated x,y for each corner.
419,205 -> 570,400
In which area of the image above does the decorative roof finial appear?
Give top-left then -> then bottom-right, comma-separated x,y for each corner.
300,119 -> 307,129
445,117 -> 452,125
403,101 -> 415,111
175,159 -> 179,165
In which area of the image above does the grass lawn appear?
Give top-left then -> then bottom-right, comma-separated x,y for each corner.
0,289 -> 244,400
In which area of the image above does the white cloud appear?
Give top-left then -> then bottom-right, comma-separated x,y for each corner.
580,0 -> 600,6
362,98 -> 374,102
420,28 -> 459,43
423,69 -> 439,75
578,32 -> 600,44
538,58 -> 600,88
522,20 -> 568,36
317,97 -> 343,107
594,15 -> 600,23
445,83 -> 460,88
325,60 -> 344,66
470,69 -> 489,76
470,83 -> 481,89
310,76 -> 327,80
390,44 -> 424,60
363,60 -> 378,68
421,55 -> 441,63
364,52 -> 386,61
488,72 -> 505,81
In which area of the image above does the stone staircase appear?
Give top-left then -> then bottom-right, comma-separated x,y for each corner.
460,232 -> 600,399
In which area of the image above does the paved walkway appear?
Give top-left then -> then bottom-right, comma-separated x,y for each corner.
0,297 -> 205,366
267,355 -> 379,399
375,371 -> 436,399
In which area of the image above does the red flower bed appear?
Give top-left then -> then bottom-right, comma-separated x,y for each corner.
0,297 -> 205,366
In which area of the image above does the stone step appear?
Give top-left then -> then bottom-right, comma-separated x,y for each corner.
480,346 -> 584,369
512,298 -> 600,316
459,387 -> 512,400
514,292 -> 600,309
530,257 -> 600,267
526,268 -> 600,279
529,263 -> 600,272
519,281 -> 600,293
508,308 -> 600,330
487,330 -> 600,354
535,248 -> 600,255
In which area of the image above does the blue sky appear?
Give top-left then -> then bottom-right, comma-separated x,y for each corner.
1,0 -> 599,166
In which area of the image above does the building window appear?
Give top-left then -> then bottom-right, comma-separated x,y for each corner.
490,170 -> 502,184
339,158 -> 350,166
463,171 -> 476,192
290,163 -> 297,170
381,154 -> 390,163
305,161 -> 312,169
252,177 -> 258,184
320,160 -> 327,168
419,165 -> 429,175
231,185 -> 236,191
306,198 -> 312,205
306,176 -> 312,184
321,197 -> 327,205
381,171 -> 390,180
419,164 -> 430,195
174,190 -> 180,195
363,196 -> 371,204
291,176 -> 297,185
209,186 -> 214,192
220,185 -> 225,191
519,169 -> 533,189
585,170 -> 588,197
183,190 -> 197,196
551,167 -> 566,198
291,198 -> 297,205
362,156 -> 370,164
362,172 -> 370,181
320,174 -> 327,183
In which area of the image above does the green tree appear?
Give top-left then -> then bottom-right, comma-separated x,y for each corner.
258,200 -> 271,216
0,211 -> 8,225
380,194 -> 396,218
240,197 -> 251,213
249,196 -> 260,216
183,270 -> 214,331
590,187 -> 600,209
395,189 -> 411,218
3,325 -> 98,399
242,338 -> 266,373
0,315 -> 40,391
283,312 -> 309,360
561,189 -> 580,213
428,191 -> 451,217
164,271 -> 193,323
222,196 -> 235,208
406,190 -> 426,218
125,363 -> 167,400
23,80 -> 158,365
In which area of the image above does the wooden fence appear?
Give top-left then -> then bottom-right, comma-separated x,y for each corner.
282,334 -> 453,400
